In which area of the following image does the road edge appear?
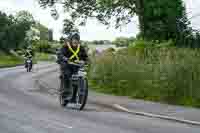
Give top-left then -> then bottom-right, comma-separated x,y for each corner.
113,104 -> 200,126
35,76 -> 200,127
0,64 -> 24,69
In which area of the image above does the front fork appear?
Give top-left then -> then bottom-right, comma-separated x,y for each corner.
71,77 -> 84,102
78,77 -> 85,96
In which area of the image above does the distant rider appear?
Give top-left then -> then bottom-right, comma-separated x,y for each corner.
24,47 -> 34,69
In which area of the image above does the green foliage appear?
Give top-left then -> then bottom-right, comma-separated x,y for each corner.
48,29 -> 53,41
36,52 -> 56,61
0,10 -> 34,51
89,48 -> 200,107
38,0 -> 137,32
129,39 -> 175,48
33,40 -> 59,54
38,0 -> 191,48
90,40 -> 111,45
138,0 -> 191,46
16,11 -> 35,24
63,19 -> 79,36
35,23 -> 49,40
113,37 -> 135,47
0,50 -> 23,68
103,47 -> 115,54
33,40 -> 51,53
0,12 -> 14,50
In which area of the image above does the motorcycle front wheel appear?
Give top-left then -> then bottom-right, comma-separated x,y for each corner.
76,78 -> 88,110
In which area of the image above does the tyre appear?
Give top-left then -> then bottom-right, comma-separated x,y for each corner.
29,66 -> 31,72
27,64 -> 31,72
59,76 -> 68,107
77,78 -> 88,110
27,66 -> 30,72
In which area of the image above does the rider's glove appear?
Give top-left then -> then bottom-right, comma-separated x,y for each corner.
79,60 -> 85,65
62,57 -> 68,62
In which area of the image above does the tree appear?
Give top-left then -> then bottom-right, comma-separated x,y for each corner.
0,11 -> 14,50
33,40 -> 51,53
48,29 -> 53,41
14,11 -> 35,49
15,11 -> 35,24
38,1 -> 189,40
138,0 -> 190,43
38,0 -> 137,30
35,23 -> 49,40
0,11 -> 35,51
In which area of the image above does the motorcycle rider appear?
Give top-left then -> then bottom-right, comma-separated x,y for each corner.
24,47 -> 34,69
57,32 -> 88,102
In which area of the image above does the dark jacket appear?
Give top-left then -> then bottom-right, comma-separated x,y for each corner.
57,45 -> 88,64
25,50 -> 34,58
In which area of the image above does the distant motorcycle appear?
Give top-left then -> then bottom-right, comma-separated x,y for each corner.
25,57 -> 32,72
59,61 -> 88,110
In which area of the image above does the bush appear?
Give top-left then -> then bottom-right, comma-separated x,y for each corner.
36,52 -> 56,61
129,39 -> 175,48
112,37 -> 135,47
15,50 -> 24,56
103,47 -> 115,54
33,40 -> 51,53
89,47 -> 200,107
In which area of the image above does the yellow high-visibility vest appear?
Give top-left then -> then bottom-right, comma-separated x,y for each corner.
67,44 -> 80,61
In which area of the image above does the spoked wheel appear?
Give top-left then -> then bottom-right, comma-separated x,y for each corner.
59,77 -> 68,107
75,78 -> 88,110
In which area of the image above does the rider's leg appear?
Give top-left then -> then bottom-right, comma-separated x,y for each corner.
63,75 -> 72,94
63,67 -> 73,100
71,66 -> 80,102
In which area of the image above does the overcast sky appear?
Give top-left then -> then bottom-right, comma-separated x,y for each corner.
0,0 -> 199,41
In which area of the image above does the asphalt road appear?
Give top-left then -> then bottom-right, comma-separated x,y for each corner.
0,63 -> 200,133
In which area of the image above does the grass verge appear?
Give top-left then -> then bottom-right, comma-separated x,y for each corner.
0,51 -> 24,68
88,47 -> 200,108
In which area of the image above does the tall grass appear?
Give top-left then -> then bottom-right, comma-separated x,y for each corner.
89,48 -> 200,107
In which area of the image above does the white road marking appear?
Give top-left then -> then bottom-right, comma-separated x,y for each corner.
113,104 -> 200,126
46,120 -> 73,129
113,104 -> 131,112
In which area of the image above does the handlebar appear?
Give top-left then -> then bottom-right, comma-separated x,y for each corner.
61,57 -> 87,67
68,61 -> 85,67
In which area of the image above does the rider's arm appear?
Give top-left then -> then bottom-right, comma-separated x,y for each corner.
57,48 -> 69,64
